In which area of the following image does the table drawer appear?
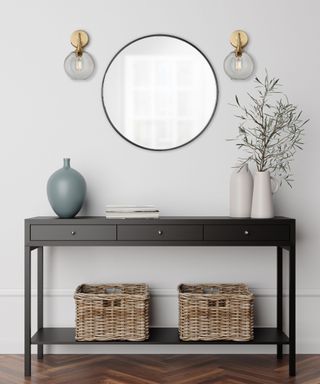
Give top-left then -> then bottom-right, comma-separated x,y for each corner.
204,224 -> 290,241
30,225 -> 116,241
117,225 -> 203,241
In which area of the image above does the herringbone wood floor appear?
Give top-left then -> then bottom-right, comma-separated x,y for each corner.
1,355 -> 320,384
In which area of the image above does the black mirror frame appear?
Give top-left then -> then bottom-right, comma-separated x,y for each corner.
101,34 -> 219,151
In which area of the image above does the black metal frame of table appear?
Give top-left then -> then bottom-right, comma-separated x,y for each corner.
24,216 -> 296,376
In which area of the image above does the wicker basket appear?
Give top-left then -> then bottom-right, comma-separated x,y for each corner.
74,283 -> 150,341
178,283 -> 254,341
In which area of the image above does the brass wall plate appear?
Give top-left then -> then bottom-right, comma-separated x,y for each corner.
70,30 -> 89,48
230,30 -> 248,48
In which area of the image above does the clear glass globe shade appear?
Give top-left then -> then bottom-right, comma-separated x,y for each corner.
223,51 -> 254,80
64,51 -> 95,80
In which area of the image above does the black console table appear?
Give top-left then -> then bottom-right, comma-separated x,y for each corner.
24,216 -> 296,376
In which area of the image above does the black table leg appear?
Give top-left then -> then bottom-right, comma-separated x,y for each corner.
24,246 -> 31,376
277,246 -> 283,359
37,247 -> 44,359
289,243 -> 296,376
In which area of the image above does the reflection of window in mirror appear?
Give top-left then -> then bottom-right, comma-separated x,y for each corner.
124,55 -> 208,148
102,35 -> 218,150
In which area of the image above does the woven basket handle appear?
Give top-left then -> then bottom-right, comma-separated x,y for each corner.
203,287 -> 220,294
105,287 -> 122,294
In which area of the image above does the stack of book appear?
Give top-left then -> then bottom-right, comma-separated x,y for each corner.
105,205 -> 160,219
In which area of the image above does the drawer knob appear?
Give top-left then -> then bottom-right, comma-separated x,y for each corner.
71,231 -> 76,236
244,230 -> 249,236
157,230 -> 163,236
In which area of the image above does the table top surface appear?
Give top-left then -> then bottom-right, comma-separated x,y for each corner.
25,216 -> 295,224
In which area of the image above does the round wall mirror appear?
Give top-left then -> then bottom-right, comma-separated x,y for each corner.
102,35 -> 218,151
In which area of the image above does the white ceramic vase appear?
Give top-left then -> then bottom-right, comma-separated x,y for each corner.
251,171 -> 279,218
229,164 -> 253,217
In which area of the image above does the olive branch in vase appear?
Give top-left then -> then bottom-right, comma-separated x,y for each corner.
229,72 -> 309,187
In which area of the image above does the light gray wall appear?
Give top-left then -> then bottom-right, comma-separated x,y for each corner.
0,0 -> 319,353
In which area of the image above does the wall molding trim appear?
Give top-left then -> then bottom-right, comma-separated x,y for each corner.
1,288 -> 320,298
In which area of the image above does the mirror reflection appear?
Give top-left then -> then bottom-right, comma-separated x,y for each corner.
102,35 -> 218,150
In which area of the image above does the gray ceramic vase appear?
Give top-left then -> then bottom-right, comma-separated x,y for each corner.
47,158 -> 86,218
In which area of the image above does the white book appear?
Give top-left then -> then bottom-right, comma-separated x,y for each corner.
106,205 -> 158,213
105,211 -> 160,219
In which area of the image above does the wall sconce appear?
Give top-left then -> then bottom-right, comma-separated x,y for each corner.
64,30 -> 95,80
224,30 -> 254,80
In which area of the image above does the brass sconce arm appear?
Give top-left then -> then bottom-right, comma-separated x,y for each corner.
71,30 -> 89,57
230,30 -> 248,57
235,32 -> 242,57
75,33 -> 83,57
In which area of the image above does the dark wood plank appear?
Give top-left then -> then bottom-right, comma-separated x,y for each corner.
0,354 -> 318,384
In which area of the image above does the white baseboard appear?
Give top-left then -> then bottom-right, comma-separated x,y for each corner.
1,288 -> 320,297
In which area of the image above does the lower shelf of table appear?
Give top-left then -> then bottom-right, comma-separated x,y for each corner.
31,327 -> 289,345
